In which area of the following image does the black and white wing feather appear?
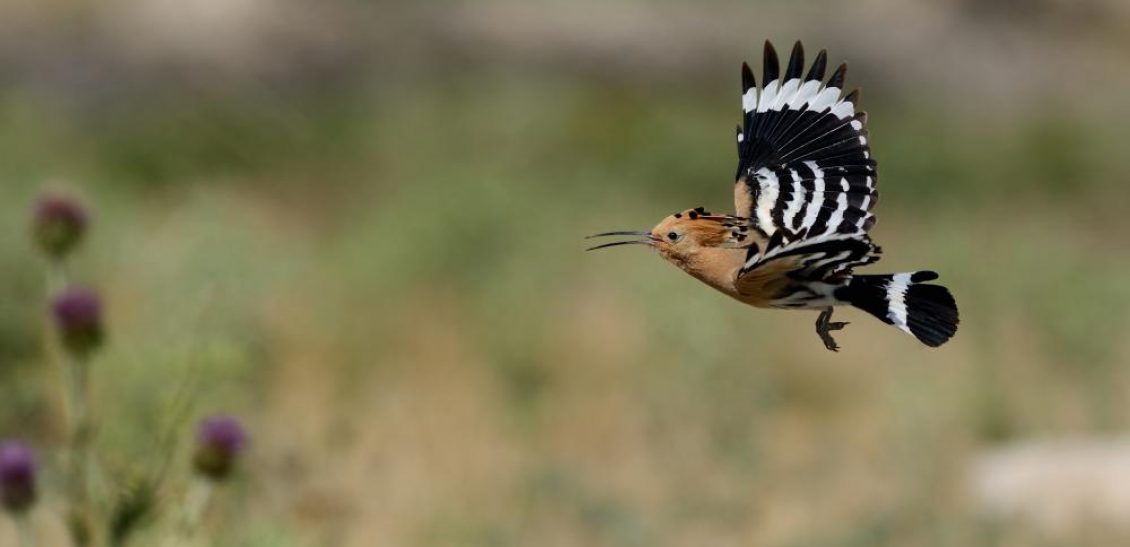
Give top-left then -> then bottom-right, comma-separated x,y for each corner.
734,229 -> 883,308
740,229 -> 881,282
735,42 -> 878,242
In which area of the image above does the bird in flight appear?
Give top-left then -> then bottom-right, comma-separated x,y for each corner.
588,41 -> 958,351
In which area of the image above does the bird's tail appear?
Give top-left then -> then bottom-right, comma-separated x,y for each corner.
836,271 -> 959,347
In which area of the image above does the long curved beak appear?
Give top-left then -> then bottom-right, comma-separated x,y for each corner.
585,230 -> 657,251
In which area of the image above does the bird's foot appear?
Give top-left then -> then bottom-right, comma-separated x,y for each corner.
815,308 -> 849,352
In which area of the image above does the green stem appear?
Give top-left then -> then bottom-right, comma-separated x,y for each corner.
47,262 -> 97,546
63,352 -> 96,547
46,260 -> 66,298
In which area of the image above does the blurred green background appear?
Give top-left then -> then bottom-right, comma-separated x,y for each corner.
2,0 -> 1130,545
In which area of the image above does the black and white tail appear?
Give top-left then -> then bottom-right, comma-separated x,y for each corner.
836,271 -> 959,347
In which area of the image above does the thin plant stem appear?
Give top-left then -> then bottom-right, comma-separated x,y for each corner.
147,287 -> 218,493
63,351 -> 94,545
45,261 -> 97,546
45,260 -> 67,298
14,515 -> 36,547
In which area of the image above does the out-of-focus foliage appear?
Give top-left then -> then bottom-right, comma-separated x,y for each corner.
1,0 -> 1129,545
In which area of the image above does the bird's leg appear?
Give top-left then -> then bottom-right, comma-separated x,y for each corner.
815,307 -> 850,352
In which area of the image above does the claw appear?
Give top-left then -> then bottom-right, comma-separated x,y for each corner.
815,309 -> 849,352
819,333 -> 840,352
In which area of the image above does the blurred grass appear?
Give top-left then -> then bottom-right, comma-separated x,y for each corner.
1,6 -> 1129,545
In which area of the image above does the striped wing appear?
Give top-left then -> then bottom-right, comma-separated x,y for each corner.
735,41 -> 878,242
740,230 -> 882,282
735,229 -> 882,307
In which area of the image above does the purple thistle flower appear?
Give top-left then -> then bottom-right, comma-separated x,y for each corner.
33,193 -> 89,259
0,441 -> 37,514
193,416 -> 247,481
52,287 -> 104,358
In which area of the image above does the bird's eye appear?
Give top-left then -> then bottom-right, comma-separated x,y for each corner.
667,232 -> 680,241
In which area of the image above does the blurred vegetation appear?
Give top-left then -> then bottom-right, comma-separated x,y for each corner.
1,0 -> 1130,545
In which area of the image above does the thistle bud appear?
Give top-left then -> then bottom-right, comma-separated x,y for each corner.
51,287 -> 104,358
0,441 -> 37,514
33,194 -> 88,259
193,416 -> 247,481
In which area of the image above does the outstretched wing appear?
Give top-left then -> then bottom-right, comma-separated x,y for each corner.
734,41 -> 878,242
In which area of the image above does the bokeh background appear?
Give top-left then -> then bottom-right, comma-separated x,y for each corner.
2,0 -> 1130,545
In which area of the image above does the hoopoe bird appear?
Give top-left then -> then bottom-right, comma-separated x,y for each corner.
588,41 -> 959,351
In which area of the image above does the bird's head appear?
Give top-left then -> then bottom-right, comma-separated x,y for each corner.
587,207 -> 740,266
